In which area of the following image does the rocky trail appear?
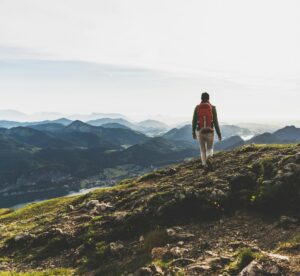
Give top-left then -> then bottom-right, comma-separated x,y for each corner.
0,144 -> 300,275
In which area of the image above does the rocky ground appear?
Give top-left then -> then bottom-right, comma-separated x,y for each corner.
0,144 -> 300,275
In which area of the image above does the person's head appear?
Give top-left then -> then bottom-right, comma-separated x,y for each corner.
201,92 -> 210,102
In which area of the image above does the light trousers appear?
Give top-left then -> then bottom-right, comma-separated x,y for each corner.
196,130 -> 214,165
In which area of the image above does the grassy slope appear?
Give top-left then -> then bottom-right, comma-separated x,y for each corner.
0,144 -> 299,275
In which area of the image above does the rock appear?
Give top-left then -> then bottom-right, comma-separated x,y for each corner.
134,264 -> 163,275
89,207 -> 100,216
282,172 -> 295,179
275,215 -> 298,228
198,255 -> 231,271
37,227 -> 65,241
109,241 -> 124,256
204,250 -> 218,257
228,241 -> 253,250
187,264 -> 211,274
85,200 -> 100,209
284,163 -> 300,173
274,170 -> 284,180
169,246 -> 189,258
114,212 -> 128,222
239,260 -> 262,276
96,202 -> 113,212
74,214 -> 92,222
230,173 -> 256,191
14,233 -> 34,243
149,264 -> 163,274
261,180 -> 274,187
164,267 -> 184,275
169,258 -> 195,267
85,200 -> 113,213
67,204 -> 74,211
166,228 -> 195,241
266,252 -> 289,261
0,262 -> 8,270
74,244 -> 85,256
151,247 -> 169,260
198,240 -> 210,250
134,267 -> 152,276
165,167 -> 177,175
49,227 -> 64,235
264,263 -> 281,274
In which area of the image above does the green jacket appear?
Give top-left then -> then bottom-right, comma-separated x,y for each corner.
192,103 -> 221,138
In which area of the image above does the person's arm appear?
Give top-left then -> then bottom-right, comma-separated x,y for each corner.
192,106 -> 198,139
212,106 -> 222,140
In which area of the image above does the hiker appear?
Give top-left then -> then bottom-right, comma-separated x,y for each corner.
192,92 -> 222,167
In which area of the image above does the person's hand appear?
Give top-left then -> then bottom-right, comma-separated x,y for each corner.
218,136 -> 222,141
193,133 -> 197,140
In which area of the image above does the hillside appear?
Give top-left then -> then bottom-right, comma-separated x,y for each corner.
0,130 -> 197,208
0,144 -> 299,275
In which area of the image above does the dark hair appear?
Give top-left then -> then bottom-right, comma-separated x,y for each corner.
201,92 -> 210,102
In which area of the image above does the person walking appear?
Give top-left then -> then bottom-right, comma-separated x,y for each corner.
192,92 -> 222,167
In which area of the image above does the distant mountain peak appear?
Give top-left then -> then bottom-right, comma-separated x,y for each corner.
65,120 -> 91,130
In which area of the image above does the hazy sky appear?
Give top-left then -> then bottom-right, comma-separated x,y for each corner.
0,0 -> 299,123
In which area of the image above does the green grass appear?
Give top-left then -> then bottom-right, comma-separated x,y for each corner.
277,233 -> 300,252
225,247 -> 260,274
0,196 -> 78,248
95,241 -> 109,258
251,144 -> 294,149
153,259 -> 172,269
0,208 -> 12,216
0,268 -> 74,276
0,196 -> 78,222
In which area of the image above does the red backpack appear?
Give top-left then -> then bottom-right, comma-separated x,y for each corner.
197,102 -> 213,130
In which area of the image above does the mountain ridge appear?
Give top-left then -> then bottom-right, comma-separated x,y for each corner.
0,144 -> 299,275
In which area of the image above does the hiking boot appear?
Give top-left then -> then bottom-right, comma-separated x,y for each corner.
206,157 -> 213,171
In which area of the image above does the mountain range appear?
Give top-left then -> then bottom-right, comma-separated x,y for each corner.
164,124 -> 300,151
0,121 -> 197,208
0,116 -> 299,208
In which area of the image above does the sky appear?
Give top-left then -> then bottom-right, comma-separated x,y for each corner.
0,0 -> 299,124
